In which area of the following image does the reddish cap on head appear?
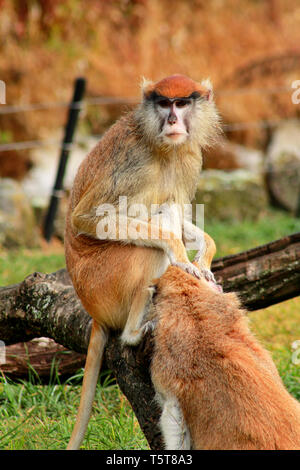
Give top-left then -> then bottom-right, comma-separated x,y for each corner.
143,74 -> 209,99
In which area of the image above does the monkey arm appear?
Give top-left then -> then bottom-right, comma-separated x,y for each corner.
183,220 -> 216,281
71,191 -> 195,268
71,182 -> 101,238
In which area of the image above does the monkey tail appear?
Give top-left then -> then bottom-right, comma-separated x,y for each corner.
67,320 -> 108,450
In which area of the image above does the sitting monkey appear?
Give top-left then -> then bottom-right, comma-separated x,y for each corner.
148,255 -> 300,450
65,74 -> 220,449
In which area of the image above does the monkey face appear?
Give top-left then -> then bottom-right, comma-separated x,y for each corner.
155,96 -> 193,145
137,75 -> 221,149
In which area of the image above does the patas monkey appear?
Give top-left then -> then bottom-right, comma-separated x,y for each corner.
64,74 -> 220,449
149,255 -> 300,450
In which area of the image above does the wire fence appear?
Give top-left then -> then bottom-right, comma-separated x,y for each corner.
0,96 -> 137,115
0,119 -> 292,153
0,84 -> 294,115
0,84 -> 298,153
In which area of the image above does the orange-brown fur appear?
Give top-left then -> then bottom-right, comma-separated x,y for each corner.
150,267 -> 300,450
143,74 -> 210,100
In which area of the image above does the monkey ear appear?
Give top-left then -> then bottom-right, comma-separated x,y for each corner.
200,78 -> 213,102
140,76 -> 155,99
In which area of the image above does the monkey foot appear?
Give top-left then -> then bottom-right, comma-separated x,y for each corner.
172,261 -> 201,279
200,268 -> 216,283
200,268 -> 223,292
173,262 -> 223,292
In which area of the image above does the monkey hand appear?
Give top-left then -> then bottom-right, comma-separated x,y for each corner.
200,267 -> 216,283
194,264 -> 223,292
172,261 -> 201,279
198,267 -> 223,292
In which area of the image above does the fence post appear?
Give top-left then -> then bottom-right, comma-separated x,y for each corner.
43,77 -> 86,242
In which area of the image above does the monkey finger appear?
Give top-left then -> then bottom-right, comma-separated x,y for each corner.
172,261 -> 201,279
200,268 -> 223,292
201,268 -> 216,284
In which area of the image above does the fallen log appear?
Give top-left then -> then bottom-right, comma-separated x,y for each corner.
0,232 -> 299,449
213,231 -> 300,309
1,338 -> 86,381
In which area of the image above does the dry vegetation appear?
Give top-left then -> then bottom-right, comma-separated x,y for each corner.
0,0 -> 299,152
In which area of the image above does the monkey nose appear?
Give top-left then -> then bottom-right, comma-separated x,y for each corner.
168,113 -> 177,125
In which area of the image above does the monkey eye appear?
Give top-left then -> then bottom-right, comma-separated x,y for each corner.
157,99 -> 171,108
175,99 -> 191,108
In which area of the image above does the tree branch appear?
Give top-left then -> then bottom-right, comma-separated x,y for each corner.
213,232 -> 300,309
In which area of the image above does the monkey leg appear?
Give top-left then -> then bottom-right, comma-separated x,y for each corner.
74,210 -> 201,280
194,232 -> 216,278
183,222 -> 216,282
192,232 -> 223,292
121,251 -> 170,345
120,285 -> 153,345
72,193 -> 205,281
67,321 -> 108,450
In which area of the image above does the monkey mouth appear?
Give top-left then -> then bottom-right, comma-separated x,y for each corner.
165,132 -> 187,140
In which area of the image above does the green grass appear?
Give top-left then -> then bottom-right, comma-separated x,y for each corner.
205,208 -> 300,258
0,207 -> 300,449
0,371 -> 148,450
250,296 -> 300,402
0,249 -> 65,286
